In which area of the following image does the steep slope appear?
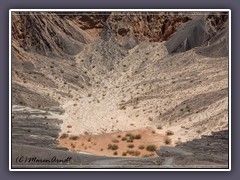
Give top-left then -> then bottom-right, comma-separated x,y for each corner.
11,11 -> 229,159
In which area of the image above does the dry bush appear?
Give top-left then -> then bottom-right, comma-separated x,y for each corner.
146,145 -> 157,152
165,137 -> 172,145
108,144 -> 118,150
119,106 -> 126,110
69,135 -> 79,140
127,139 -> 133,143
117,135 -> 122,138
122,152 -> 127,156
166,130 -> 174,136
126,133 -> 133,137
133,151 -> 141,156
60,133 -> 69,139
71,143 -> 76,148
126,150 -> 135,155
112,139 -> 119,143
121,137 -> 127,141
127,150 -> 140,156
142,154 -> 150,157
128,144 -> 134,148
138,145 -> 145,150
134,134 -> 141,139
196,130 -> 201,134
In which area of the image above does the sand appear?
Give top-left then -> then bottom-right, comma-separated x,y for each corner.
58,127 -> 170,157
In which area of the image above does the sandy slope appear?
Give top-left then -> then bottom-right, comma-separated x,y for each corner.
11,13 -> 229,159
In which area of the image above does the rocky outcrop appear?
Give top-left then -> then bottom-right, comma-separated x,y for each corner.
12,12 -> 93,58
12,105 -> 65,149
12,11 -> 228,59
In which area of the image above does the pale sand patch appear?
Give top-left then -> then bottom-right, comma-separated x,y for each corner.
58,127 -> 171,157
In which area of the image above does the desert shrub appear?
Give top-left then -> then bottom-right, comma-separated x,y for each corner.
142,154 -> 150,157
112,144 -> 118,150
129,135 -> 135,140
108,144 -> 118,150
157,125 -> 162,129
126,133 -> 132,137
60,69 -> 64,73
119,106 -> 126,110
117,135 -> 122,138
112,139 -> 119,143
152,130 -> 156,134
69,135 -> 79,140
165,137 -> 172,145
122,152 -> 127,156
146,145 -> 156,152
127,150 -> 140,156
100,148 -> 103,151
60,133 -> 69,139
138,145 -> 145,150
121,137 -> 127,141
128,144 -> 134,148
108,144 -> 113,149
133,151 -> 141,156
134,134 -> 141,139
196,130 -> 201,134
71,143 -> 76,148
127,139 -> 133,143
148,117 -> 153,121
67,125 -> 72,128
74,75 -> 79,78
113,151 -> 118,155
126,150 -> 135,155
87,138 -> 91,142
166,130 -> 174,136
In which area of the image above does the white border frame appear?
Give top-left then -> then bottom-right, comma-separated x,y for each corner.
9,9 -> 231,171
